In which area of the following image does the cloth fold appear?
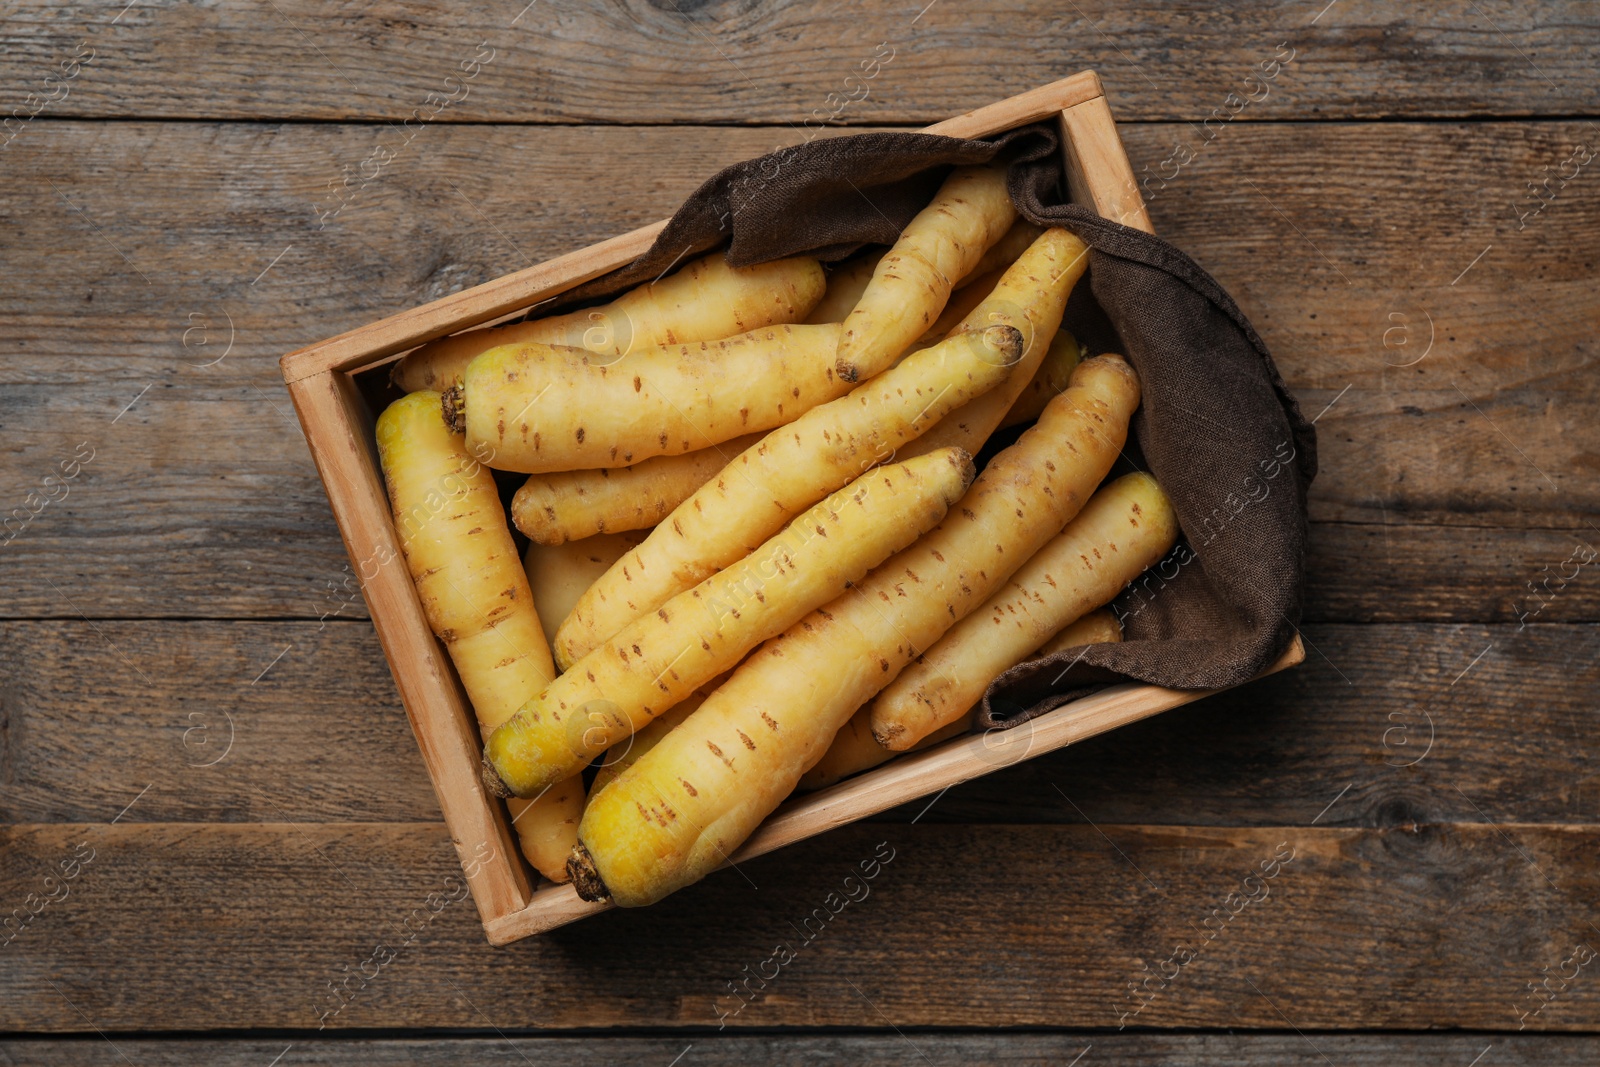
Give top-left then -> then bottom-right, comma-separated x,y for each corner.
553,121 -> 1315,729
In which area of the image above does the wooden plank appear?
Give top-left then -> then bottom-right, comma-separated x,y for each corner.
1,121 -> 1596,619
2,1033 -> 1596,1065
279,223 -> 664,383
922,71 -> 1101,138
1,621 -> 1593,828
1,2 -> 1595,123
1307,522 -> 1600,624
885,619 -> 1600,826
4,820 -> 1598,1031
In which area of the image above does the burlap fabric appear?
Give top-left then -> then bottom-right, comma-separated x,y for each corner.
550,122 -> 1316,728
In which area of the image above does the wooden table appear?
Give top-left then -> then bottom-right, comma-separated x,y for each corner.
2,2 -> 1596,1062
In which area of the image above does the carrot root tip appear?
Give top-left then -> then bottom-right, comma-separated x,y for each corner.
568,843 -> 612,903
441,385 -> 467,434
479,751 -> 515,798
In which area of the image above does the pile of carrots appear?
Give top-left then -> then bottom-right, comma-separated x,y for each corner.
376,165 -> 1178,908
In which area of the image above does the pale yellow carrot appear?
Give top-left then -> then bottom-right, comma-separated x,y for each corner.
910,268 -> 1004,348
803,248 -> 886,324
835,165 -> 1016,381
551,323 -> 1022,669
375,391 -> 579,881
554,227 -> 1086,667
798,607 -> 1123,792
869,472 -> 1178,748
512,434 -> 764,545
394,252 -> 824,392
900,229 -> 1090,461
1035,605 -> 1123,657
998,331 -> 1084,431
587,689 -> 709,801
796,705 -> 968,793
523,531 -> 648,651
449,323 -> 846,473
962,219 -> 1046,282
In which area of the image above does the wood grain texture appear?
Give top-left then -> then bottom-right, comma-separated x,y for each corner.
1,0 -> 1591,1046
1,1033 -> 1595,1065
0,622 -> 1592,828
279,222 -> 665,382
1,2 -> 1596,123
1060,96 -> 1155,233
1308,523 -> 1600,623
0,120 -> 1595,620
4,820 -> 1598,1031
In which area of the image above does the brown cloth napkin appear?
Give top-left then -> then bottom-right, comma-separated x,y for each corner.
552,121 -> 1317,730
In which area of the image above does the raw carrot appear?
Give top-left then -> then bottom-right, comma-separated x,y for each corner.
835,165 -> 1016,381
511,434 -> 763,545
869,472 -> 1177,749
900,228 -> 1090,461
803,248 -> 885,324
550,323 -> 1023,669
1034,605 -> 1123,657
523,531 -> 647,649
375,391 -> 580,881
393,252 -> 824,392
447,323 -> 845,473
798,607 -> 1123,791
554,226 -> 1085,667
998,331 -> 1083,431
963,219 -> 1045,281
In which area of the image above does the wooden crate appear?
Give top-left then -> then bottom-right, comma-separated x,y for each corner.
279,71 -> 1304,946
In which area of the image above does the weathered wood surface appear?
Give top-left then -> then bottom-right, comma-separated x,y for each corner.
4,821 -> 1599,1031
1,120 -> 1595,620
3,0 -> 1597,1045
1,2 -> 1597,123
0,622 -> 1591,827
0,1033 -> 1593,1066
